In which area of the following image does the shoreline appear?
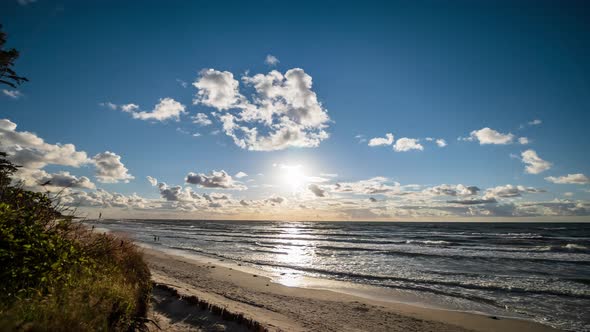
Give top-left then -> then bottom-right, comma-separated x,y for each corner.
142,246 -> 561,332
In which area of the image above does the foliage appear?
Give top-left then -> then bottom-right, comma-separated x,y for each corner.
0,25 -> 28,88
0,153 -> 151,331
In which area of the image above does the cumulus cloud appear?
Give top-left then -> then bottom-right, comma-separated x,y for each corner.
193,69 -> 241,110
265,54 -> 280,66
92,151 -> 134,183
147,176 -> 158,186
192,113 -> 212,126
545,173 -> 589,185
424,184 -> 480,196
368,133 -> 394,147
331,177 -> 401,195
447,198 -> 497,205
435,139 -> 447,147
2,89 -> 23,99
38,171 -> 95,189
484,184 -> 546,198
185,170 -> 246,190
157,182 -> 201,202
120,103 -> 139,113
518,137 -> 530,145
130,98 -> 186,121
393,138 -> 423,152
18,169 -> 95,190
0,119 -> 90,169
234,171 -> 248,178
63,189 -> 153,209
465,127 -> 515,145
193,68 -> 330,151
521,149 -> 552,174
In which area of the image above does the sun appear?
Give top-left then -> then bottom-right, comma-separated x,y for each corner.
282,165 -> 306,191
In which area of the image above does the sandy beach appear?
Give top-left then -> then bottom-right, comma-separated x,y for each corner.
143,248 -> 560,332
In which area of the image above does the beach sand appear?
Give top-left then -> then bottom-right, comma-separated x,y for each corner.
144,248 -> 560,332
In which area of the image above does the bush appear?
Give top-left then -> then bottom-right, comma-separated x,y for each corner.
0,152 -> 151,331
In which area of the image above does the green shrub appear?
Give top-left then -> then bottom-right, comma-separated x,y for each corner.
0,152 -> 151,331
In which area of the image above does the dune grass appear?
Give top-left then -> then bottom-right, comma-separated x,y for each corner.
0,152 -> 151,331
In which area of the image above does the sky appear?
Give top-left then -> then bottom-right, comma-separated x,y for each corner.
1,0 -> 589,221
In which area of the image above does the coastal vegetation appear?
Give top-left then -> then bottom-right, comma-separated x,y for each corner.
0,152 -> 151,331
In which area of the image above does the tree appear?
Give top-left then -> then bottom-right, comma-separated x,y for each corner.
0,24 -> 28,88
0,151 -> 19,190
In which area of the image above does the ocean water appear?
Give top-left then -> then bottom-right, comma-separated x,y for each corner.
92,220 -> 590,331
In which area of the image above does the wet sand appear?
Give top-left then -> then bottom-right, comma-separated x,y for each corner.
144,248 -> 560,332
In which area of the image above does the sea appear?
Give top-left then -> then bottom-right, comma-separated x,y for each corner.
91,220 -> 590,331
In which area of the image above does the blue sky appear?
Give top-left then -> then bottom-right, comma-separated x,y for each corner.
1,0 -> 589,220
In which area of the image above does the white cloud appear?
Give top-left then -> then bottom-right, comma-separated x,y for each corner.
0,119 -> 90,169
185,170 -> 246,190
121,103 -> 139,113
130,98 -> 186,121
424,184 -> 480,196
393,138 -> 423,152
331,177 -> 402,195
521,149 -> 552,174
0,118 -> 138,191
20,169 -> 95,190
435,139 -> 447,147
193,69 -> 241,110
147,176 -> 158,186
447,198 -> 497,205
99,102 -> 118,110
63,189 -> 155,209
465,127 -> 515,145
518,137 -> 529,145
484,184 -> 546,198
192,113 -> 212,126
545,173 -> 589,185
193,68 -> 330,151
234,171 -> 248,178
2,89 -> 23,99
39,171 -> 95,189
92,151 -> 134,183
265,54 -> 280,66
157,182 -> 202,202
368,133 -> 394,147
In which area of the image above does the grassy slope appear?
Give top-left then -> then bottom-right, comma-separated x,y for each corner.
0,153 -> 151,331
